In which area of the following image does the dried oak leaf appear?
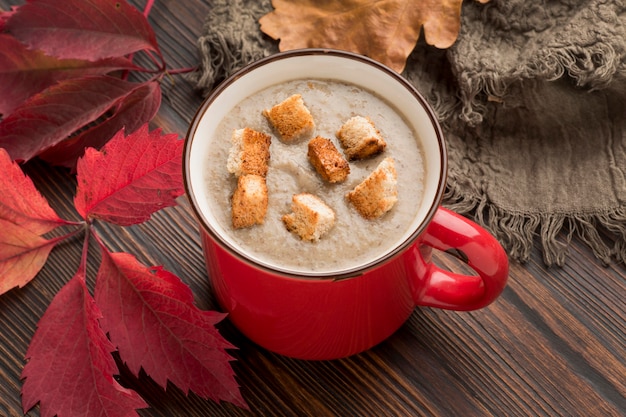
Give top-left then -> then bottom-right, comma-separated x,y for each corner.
21,269 -> 148,417
260,0 -> 490,73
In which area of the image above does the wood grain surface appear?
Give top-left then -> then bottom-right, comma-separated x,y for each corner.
0,1 -> 624,416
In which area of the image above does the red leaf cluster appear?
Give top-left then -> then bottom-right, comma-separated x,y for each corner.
1,127 -> 247,415
0,0 -> 248,414
0,0 -> 163,167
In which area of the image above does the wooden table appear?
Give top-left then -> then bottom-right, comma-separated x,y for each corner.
1,1 -> 624,416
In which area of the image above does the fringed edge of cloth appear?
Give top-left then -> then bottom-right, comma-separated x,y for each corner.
186,0 -> 277,95
449,0 -> 626,126
444,182 -> 626,266
452,36 -> 626,126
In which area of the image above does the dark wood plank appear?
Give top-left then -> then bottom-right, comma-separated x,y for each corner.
0,1 -> 624,416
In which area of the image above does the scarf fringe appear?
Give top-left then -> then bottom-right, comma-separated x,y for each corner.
454,42 -> 625,126
188,0 -> 275,95
528,44 -> 622,89
444,184 -> 626,266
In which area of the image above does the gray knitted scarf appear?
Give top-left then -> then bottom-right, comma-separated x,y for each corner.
190,0 -> 626,266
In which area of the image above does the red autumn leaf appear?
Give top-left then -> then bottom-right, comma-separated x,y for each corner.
0,219 -> 59,295
0,34 -> 138,116
95,250 -> 247,408
0,148 -> 68,234
39,80 -> 162,168
0,75 -> 146,162
21,269 -> 148,417
74,124 -> 185,226
5,0 -> 160,62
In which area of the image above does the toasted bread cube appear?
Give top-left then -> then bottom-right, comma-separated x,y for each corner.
263,94 -> 315,142
231,174 -> 268,229
347,157 -> 398,219
307,136 -> 350,183
227,127 -> 271,177
282,193 -> 335,241
336,116 -> 386,160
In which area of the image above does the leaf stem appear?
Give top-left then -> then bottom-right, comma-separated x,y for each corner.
76,225 -> 91,281
123,1 -> 164,79
142,0 -> 155,18
59,219 -> 85,227
90,228 -> 110,256
47,225 -> 85,246
146,49 -> 167,72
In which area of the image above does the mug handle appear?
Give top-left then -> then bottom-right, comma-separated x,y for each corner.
413,207 -> 509,311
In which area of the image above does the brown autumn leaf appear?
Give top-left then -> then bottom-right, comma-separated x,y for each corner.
259,0 -> 490,73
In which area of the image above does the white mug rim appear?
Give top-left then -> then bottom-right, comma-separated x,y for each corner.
183,48 -> 447,280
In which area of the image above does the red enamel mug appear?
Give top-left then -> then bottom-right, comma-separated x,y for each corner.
184,49 -> 508,360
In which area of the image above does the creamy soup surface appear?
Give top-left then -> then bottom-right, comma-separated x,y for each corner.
203,79 -> 426,273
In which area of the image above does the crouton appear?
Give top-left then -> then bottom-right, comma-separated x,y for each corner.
307,136 -> 350,183
227,127 -> 271,177
263,94 -> 315,142
282,193 -> 335,241
231,174 -> 268,229
346,157 -> 398,219
336,116 -> 386,160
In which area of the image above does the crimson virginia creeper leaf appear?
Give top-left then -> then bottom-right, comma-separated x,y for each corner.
74,124 -> 185,226
39,80 -> 162,169
0,148 -> 68,234
0,219 -> 58,295
21,269 -> 148,417
0,34 -> 139,116
0,75 -> 146,162
95,250 -> 247,408
5,0 -> 160,62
